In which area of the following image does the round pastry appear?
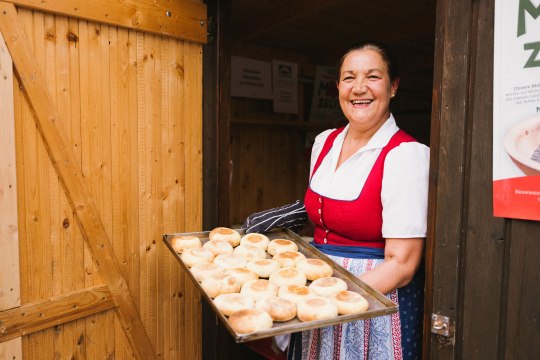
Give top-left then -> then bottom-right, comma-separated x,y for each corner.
225,267 -> 259,286
214,293 -> 255,317
296,258 -> 333,281
267,239 -> 298,256
277,284 -> 315,304
246,259 -> 281,278
297,296 -> 338,322
170,235 -> 202,253
309,277 -> 348,297
190,262 -> 224,282
200,273 -> 241,298
213,253 -> 247,269
330,290 -> 370,315
272,251 -> 306,268
180,247 -> 215,268
233,244 -> 267,262
240,233 -> 270,250
228,308 -> 273,334
203,239 -> 234,256
269,267 -> 307,288
209,227 -> 241,247
240,279 -> 278,301
255,297 -> 297,322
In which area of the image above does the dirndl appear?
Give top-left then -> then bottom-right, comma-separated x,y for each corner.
287,245 -> 423,360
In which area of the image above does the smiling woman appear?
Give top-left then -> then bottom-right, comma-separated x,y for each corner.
240,40 -> 430,360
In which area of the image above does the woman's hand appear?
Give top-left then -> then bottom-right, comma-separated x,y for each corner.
358,237 -> 424,295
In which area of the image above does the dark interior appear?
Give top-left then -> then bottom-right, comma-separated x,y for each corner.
205,1 -> 437,357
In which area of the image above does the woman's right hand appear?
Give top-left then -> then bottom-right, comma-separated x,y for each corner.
242,200 -> 308,234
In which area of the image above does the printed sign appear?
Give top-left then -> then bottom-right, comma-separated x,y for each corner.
272,60 -> 298,114
231,56 -> 272,99
493,0 -> 540,220
309,65 -> 344,122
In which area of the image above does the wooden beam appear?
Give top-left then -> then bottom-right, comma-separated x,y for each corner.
0,285 -> 115,343
232,0 -> 342,42
0,3 -> 157,359
0,29 -> 22,360
4,0 -> 207,43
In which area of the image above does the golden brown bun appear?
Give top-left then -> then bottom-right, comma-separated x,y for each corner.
272,251 -> 306,268
225,267 -> 259,286
267,239 -> 298,256
296,258 -> 333,281
203,239 -> 234,256
214,293 -> 255,317
277,284 -> 315,304
180,248 -> 215,268
209,227 -> 241,247
255,297 -> 297,322
213,253 -> 247,269
240,279 -> 278,301
246,259 -> 281,278
308,277 -> 348,297
268,267 -> 307,288
297,296 -> 338,322
200,273 -> 241,298
228,309 -> 273,334
240,233 -> 270,250
170,235 -> 202,253
330,290 -> 369,315
233,244 -> 267,262
190,262 -> 224,282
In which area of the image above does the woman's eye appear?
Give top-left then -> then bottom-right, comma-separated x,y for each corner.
343,76 -> 354,81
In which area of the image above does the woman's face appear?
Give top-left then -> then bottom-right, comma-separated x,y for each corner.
337,49 -> 399,132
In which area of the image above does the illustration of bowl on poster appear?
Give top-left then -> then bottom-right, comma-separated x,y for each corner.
503,115 -> 540,176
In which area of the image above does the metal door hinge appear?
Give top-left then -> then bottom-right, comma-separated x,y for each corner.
431,313 -> 451,337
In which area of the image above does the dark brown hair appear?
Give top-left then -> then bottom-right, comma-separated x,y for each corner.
337,40 -> 400,82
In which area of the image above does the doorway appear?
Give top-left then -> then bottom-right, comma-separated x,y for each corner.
203,0 -> 437,358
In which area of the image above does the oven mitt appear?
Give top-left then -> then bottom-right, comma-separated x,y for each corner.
242,200 -> 308,234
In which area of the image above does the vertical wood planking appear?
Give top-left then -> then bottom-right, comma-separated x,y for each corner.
460,1 -> 506,358
0,29 -> 23,360
183,40 -> 203,360
6,5 -> 204,359
428,0 -> 472,357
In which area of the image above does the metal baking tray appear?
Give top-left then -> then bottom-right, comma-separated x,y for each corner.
163,228 -> 398,343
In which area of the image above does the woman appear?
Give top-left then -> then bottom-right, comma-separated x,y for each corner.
244,40 -> 429,360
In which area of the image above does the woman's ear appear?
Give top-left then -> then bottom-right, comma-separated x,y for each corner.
391,77 -> 400,97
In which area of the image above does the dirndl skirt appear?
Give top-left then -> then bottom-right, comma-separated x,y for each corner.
287,244 -> 424,360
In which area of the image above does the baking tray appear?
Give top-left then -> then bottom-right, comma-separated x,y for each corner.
163,228 -> 398,343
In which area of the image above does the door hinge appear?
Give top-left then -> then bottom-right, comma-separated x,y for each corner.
431,313 -> 451,337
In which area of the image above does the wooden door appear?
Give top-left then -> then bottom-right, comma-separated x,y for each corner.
427,0 -> 540,358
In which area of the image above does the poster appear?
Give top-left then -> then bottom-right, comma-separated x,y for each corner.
231,56 -> 272,99
493,0 -> 540,220
272,60 -> 298,114
309,65 -> 344,122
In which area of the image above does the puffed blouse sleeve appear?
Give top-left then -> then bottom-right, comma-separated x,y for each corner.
381,142 -> 430,238
309,129 -> 335,177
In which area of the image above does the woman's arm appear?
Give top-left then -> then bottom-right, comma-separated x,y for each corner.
358,237 -> 424,295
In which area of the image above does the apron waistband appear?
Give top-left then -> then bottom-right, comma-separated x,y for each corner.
312,243 -> 385,259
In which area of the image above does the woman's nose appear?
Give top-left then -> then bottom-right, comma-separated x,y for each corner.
352,77 -> 366,92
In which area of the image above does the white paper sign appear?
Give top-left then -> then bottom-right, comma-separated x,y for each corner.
309,65 -> 343,122
493,0 -> 540,220
231,56 -> 272,99
272,60 -> 298,114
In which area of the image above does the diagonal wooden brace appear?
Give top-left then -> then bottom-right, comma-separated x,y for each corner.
0,3 -> 156,359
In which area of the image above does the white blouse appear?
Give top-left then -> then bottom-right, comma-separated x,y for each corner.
309,115 -> 430,239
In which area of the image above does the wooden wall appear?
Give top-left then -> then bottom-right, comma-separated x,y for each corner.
228,44 -> 318,226
427,0 -> 540,358
0,1 -> 205,359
